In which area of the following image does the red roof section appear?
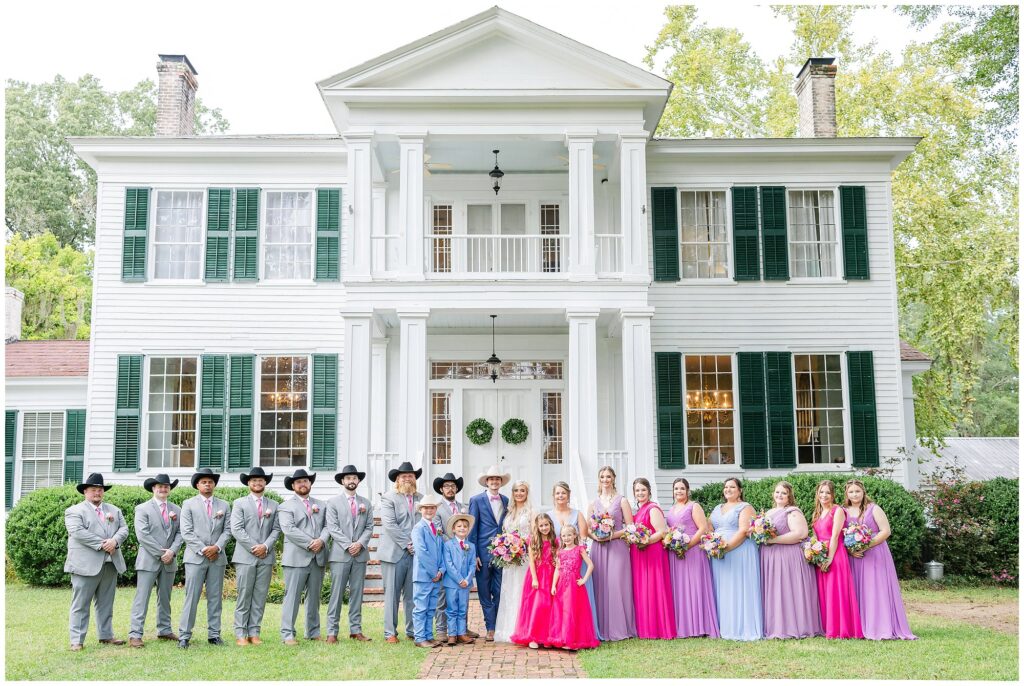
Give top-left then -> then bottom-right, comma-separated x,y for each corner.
900,340 -> 932,363
5,340 -> 90,378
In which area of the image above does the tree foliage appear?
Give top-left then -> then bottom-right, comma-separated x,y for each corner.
5,233 -> 93,340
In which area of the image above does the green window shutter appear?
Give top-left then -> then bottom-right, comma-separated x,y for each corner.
5,411 -> 17,509
205,188 -> 232,282
199,355 -> 227,470
233,188 -> 260,281
311,354 -> 338,471
737,352 -> 768,469
847,351 -> 880,467
764,352 -> 796,468
114,355 -> 143,471
227,355 -> 254,471
64,409 -> 86,484
316,188 -> 341,281
760,186 -> 789,280
651,187 -> 680,282
732,186 -> 760,280
840,186 -> 870,280
122,188 -> 150,281
654,352 -> 684,469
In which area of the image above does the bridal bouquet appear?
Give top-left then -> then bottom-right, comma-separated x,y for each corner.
843,522 -> 873,556
622,522 -> 653,547
488,531 -> 526,568
802,535 -> 830,568
748,510 -> 778,545
589,512 -> 615,540
700,531 -> 726,559
662,527 -> 691,559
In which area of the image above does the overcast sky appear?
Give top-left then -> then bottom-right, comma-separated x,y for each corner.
2,1 -> 944,134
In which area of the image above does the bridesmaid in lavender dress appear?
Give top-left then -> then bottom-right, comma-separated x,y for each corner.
587,466 -> 637,641
665,478 -> 719,638
844,480 -> 916,640
759,481 -> 822,638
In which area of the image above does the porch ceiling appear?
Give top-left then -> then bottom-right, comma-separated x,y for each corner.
374,309 -> 619,333
375,138 -> 613,176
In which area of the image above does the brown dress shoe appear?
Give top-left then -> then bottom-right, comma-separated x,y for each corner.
157,633 -> 179,641
307,636 -> 322,641
435,632 -> 448,643
457,634 -> 475,644
99,638 -> 126,646
325,635 -> 338,644
447,636 -> 457,647
70,644 -> 84,652
283,639 -> 299,646
350,633 -> 372,642
385,635 -> 399,644
248,636 -> 262,645
129,638 -> 144,649
466,629 -> 480,638
415,641 -> 435,648
485,631 -> 495,642
235,638 -> 250,647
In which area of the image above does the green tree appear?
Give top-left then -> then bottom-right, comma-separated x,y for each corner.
5,233 -> 93,340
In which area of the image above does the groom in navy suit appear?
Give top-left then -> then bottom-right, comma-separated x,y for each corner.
467,465 -> 509,642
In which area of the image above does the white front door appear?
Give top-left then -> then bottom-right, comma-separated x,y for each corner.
462,388 -> 538,501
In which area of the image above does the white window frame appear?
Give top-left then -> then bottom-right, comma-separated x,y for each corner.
790,349 -> 853,472
13,410 -> 66,501
430,390 -> 453,465
146,187 -> 208,285
259,189 -> 316,283
257,353 -> 312,469
141,354 -> 201,472
676,187 -> 734,282
785,185 -> 846,284
679,352 -> 742,471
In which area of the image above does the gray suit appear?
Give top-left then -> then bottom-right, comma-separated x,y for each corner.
129,498 -> 183,639
432,498 -> 468,636
230,495 -> 281,639
378,490 -> 422,638
325,492 -> 374,636
177,495 -> 232,641
64,500 -> 129,645
278,495 -> 329,640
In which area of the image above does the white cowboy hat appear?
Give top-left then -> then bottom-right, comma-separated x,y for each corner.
416,493 -> 444,510
477,465 -> 511,488
446,512 -> 476,536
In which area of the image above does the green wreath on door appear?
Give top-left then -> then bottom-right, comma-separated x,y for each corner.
500,418 -> 529,445
465,418 -> 494,446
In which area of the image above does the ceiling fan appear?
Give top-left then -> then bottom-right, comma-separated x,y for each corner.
390,153 -> 453,176
556,151 -> 606,171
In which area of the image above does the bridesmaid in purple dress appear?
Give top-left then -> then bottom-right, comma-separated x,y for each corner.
844,480 -> 916,640
665,478 -> 719,638
759,481 -> 822,638
628,478 -> 676,639
587,466 -> 637,641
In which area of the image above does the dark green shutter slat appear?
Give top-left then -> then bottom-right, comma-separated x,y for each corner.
63,409 -> 86,484
122,188 -> 149,281
737,352 -> 768,469
764,352 -> 796,468
848,351 -> 880,467
114,355 -> 143,471
227,355 -> 254,471
760,186 -> 789,280
205,188 -> 232,282
651,188 -> 680,282
311,354 -> 338,471
5,411 -> 16,509
840,186 -> 870,280
732,187 -> 760,280
654,352 -> 684,469
315,188 -> 341,281
199,355 -> 227,470
233,189 -> 260,281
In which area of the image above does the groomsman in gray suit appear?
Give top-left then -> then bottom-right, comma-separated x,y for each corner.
379,461 -> 422,643
177,468 -> 232,649
278,468 -> 330,645
325,464 -> 374,643
431,472 -> 470,642
230,466 -> 280,646
128,473 -> 183,648
64,473 -> 129,651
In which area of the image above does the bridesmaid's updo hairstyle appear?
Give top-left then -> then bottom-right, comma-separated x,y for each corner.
812,479 -> 837,522
632,477 -> 652,502
775,480 -> 797,507
842,479 -> 874,509
597,466 -> 618,494
552,481 -> 571,499
723,477 -> 744,501
672,477 -> 690,503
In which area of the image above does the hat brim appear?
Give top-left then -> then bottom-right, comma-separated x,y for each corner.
445,513 -> 476,536
477,473 -> 511,488
284,473 -> 317,491
76,483 -> 113,494
143,478 -> 179,492
190,472 -> 222,489
388,468 -> 423,482
417,499 -> 442,511
432,476 -> 464,494
240,473 -> 273,485
335,471 -> 366,485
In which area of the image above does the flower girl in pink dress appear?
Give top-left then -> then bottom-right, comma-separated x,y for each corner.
548,524 -> 600,650
511,514 -> 558,649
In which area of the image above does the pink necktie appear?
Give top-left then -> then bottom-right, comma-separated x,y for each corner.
206,500 -> 212,517
430,522 -> 437,536
161,502 -> 169,525
407,495 -> 413,511
349,497 -> 357,517
304,499 -> 312,516
450,501 -> 457,515
95,506 -> 103,520
257,498 -> 263,520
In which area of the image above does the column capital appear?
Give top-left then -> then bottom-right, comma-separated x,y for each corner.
339,305 -> 375,319
564,131 -> 598,146
617,131 -> 650,145
397,307 -> 431,320
619,306 -> 656,320
396,130 -> 428,141
565,308 -> 601,321
342,130 -> 376,143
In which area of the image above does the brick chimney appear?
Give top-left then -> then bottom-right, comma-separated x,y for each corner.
156,54 -> 198,136
795,57 -> 837,138
6,287 -> 24,342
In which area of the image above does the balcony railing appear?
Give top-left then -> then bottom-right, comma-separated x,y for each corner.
595,234 -> 622,276
426,234 -> 568,277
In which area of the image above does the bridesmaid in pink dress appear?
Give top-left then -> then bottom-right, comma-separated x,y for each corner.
628,478 -> 676,639
811,480 -> 863,639
510,514 -> 559,649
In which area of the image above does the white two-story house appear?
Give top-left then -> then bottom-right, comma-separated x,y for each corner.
60,7 -> 922,507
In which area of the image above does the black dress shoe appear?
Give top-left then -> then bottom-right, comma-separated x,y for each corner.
208,637 -> 225,646
178,639 -> 190,650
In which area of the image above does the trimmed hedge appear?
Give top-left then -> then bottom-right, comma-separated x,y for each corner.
979,478 -> 1019,570
690,473 -> 925,577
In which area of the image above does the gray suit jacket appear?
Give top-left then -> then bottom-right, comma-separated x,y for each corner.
64,500 -> 129,576
180,495 -> 232,566
230,495 -> 281,566
325,493 -> 374,563
134,499 -> 183,573
278,496 -> 329,568
377,491 -> 422,564
433,499 -> 468,541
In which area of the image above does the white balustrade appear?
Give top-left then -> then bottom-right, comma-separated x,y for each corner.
594,234 -> 623,276
366,451 -> 398,506
425,234 -> 568,276
371,235 -> 402,275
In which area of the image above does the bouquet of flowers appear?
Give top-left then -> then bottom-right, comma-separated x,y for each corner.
801,535 -> 829,568
622,523 -> 653,547
843,522 -> 873,556
589,512 -> 615,540
662,527 -> 691,559
748,510 -> 778,545
488,531 -> 526,568
700,531 -> 726,559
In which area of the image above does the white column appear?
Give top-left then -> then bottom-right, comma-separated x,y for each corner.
620,307 -> 656,485
340,307 -> 374,471
370,338 -> 390,453
618,133 -> 649,279
565,133 -> 596,279
398,133 -> 426,278
343,132 -> 373,280
566,308 -> 600,506
398,308 -> 430,469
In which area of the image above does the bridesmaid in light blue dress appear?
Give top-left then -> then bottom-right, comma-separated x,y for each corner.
548,481 -> 603,641
709,477 -> 763,641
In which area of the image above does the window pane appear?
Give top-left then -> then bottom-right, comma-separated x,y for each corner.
679,190 -> 728,279
542,392 -> 563,464
152,191 -> 203,280
789,190 -> 837,278
795,353 -> 845,464
683,355 -> 735,465
264,191 -> 313,280
259,356 -> 309,468
146,357 -> 198,469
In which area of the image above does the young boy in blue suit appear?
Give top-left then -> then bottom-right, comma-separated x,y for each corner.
442,512 -> 477,647
411,494 -> 445,647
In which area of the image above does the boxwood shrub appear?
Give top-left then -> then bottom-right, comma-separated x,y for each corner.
978,478 -> 1019,571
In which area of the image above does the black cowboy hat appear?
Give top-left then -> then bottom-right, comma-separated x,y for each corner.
432,472 -> 464,495
334,464 -> 366,485
240,466 -> 274,486
284,468 -> 317,491
77,472 -> 113,494
190,468 -> 222,489
143,473 -> 179,492
388,461 -> 422,482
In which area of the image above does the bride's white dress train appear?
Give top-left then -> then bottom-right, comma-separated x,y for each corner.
492,508 -> 532,643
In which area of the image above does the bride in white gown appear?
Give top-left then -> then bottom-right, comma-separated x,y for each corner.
493,480 -> 534,643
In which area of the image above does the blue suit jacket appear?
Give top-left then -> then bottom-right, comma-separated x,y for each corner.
468,492 -> 508,561
442,537 -> 477,590
411,518 -> 444,583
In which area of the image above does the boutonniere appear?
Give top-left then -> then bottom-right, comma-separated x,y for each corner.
214,510 -> 225,519
169,512 -> 178,521
358,503 -> 367,514
105,513 -> 115,522
459,540 -> 469,551
311,505 -> 321,514
262,509 -> 273,518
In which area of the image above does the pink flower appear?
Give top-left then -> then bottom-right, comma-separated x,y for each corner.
105,513 -> 114,522
358,504 -> 367,514
312,505 -> 320,514
214,510 -> 225,519
169,512 -> 177,521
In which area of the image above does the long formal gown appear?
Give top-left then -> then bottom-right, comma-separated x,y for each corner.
493,507 -> 533,642
589,495 -> 637,641
710,502 -> 763,641
547,545 -> 600,649
848,504 -> 916,640
510,540 -> 556,646
813,505 -> 864,639
548,508 -> 602,640
665,502 -> 719,638
628,502 -> 676,639
760,506 -> 822,639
